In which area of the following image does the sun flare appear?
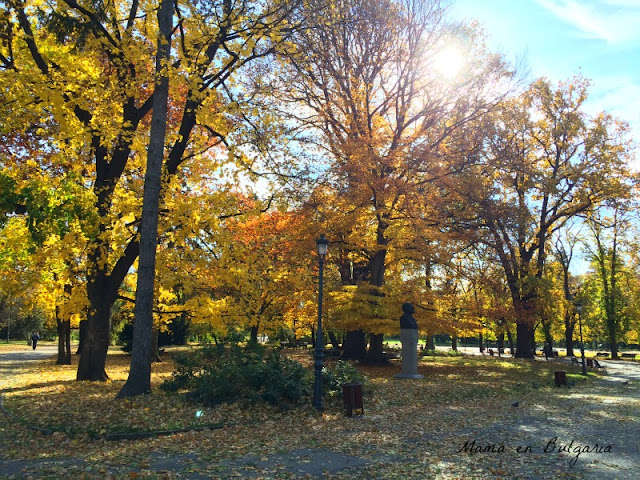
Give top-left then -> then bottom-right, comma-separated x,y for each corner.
433,45 -> 466,79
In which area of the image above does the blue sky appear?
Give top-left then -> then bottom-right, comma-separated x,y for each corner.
450,0 -> 640,153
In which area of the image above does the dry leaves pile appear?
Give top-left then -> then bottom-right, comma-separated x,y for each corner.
1,347 -> 638,479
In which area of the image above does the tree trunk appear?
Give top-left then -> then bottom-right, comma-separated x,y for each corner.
56,283 -> 72,365
365,333 -> 386,363
328,331 -> 340,350
76,319 -> 86,354
117,0 -> 173,399
426,334 -> 435,351
451,335 -> 457,351
77,292 -> 112,381
564,311 -> 575,357
479,332 -> 484,353
607,319 -> 619,359
365,222 -> 388,362
541,317 -> 553,358
497,332 -> 504,356
342,330 -> 367,360
515,322 -> 535,358
506,327 -> 515,356
56,319 -> 71,365
152,328 -> 162,363
250,325 -> 259,344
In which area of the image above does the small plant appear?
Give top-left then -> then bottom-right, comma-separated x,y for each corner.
322,360 -> 368,396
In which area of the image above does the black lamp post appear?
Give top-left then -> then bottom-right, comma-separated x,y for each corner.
574,301 -> 587,376
313,234 -> 329,411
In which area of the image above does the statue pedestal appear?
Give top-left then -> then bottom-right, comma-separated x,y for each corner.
394,328 -> 423,379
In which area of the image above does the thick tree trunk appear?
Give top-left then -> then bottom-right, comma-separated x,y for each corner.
451,335 -> 457,351
250,325 -> 259,344
365,333 -> 386,363
479,332 -> 484,353
77,288 -> 112,381
515,322 -> 535,358
426,334 -> 435,351
342,330 -> 367,360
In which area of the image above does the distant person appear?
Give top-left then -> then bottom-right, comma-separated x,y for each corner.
31,332 -> 40,350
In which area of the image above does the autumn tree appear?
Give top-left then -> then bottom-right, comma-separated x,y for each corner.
584,198 -> 638,359
553,226 -> 581,356
2,0 -> 300,382
455,77 -> 634,358
284,0 -> 513,361
0,121 -> 92,362
203,209 -> 311,343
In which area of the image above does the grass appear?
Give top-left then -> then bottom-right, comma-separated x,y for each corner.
0,341 -> 32,350
1,345 -> 635,479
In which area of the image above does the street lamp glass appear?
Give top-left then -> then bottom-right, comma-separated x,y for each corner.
574,302 -> 583,314
316,234 -> 329,257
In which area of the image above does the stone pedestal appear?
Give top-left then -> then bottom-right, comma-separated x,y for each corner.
394,328 -> 424,379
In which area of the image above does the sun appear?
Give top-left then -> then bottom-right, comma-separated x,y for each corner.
433,45 -> 466,80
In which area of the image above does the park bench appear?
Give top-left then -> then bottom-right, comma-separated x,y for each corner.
596,352 -> 609,357
593,359 -> 606,371
621,353 -> 637,359
571,357 -> 580,366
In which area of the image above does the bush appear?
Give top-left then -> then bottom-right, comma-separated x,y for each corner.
161,343 -> 311,408
118,322 -> 134,352
322,360 -> 368,396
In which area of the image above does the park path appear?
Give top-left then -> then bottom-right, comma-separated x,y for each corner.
0,345 -> 60,389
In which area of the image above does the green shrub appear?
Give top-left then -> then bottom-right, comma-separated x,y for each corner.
161,343 -> 311,408
322,360 -> 368,396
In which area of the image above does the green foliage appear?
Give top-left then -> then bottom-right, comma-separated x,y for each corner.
161,343 -> 311,408
118,323 -> 134,353
158,315 -> 190,346
322,360 -> 368,396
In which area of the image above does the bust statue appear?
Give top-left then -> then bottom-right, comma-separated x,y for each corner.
395,302 -> 423,379
399,302 -> 417,329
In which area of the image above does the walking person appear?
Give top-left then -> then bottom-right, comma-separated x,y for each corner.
31,332 -> 40,350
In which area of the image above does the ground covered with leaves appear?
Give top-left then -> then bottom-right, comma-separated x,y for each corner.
1,346 -> 638,479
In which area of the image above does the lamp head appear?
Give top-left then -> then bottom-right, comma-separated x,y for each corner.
316,234 -> 329,257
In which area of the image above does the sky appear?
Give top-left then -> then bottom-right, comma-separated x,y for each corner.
450,0 -> 640,154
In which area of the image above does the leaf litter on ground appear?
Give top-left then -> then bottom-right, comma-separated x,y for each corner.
1,347 -> 638,479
